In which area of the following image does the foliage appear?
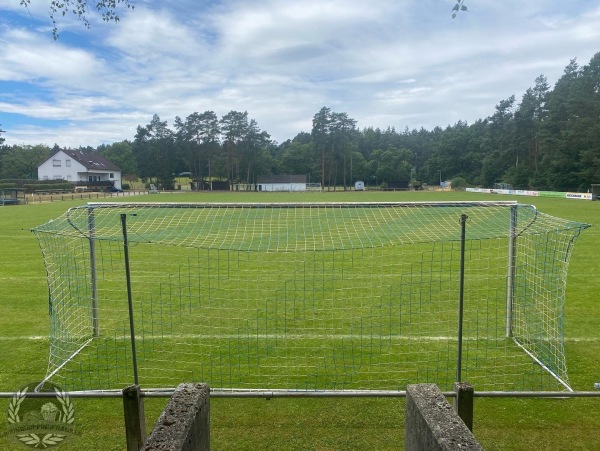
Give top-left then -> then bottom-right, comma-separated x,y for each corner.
134,114 -> 177,189
0,144 -> 51,179
23,182 -> 73,192
452,0 -> 468,19
97,141 -> 137,176
19,0 -> 135,39
311,107 -> 358,189
451,176 -> 468,189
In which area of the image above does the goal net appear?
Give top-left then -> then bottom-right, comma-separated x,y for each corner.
31,201 -> 589,392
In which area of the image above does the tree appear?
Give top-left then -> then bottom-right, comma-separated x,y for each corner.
311,107 -> 332,187
329,112 -> 357,189
239,118 -> 272,184
369,146 -> 412,185
0,144 -> 51,179
0,125 -> 5,146
20,0 -> 135,39
220,111 -> 249,183
97,141 -> 137,176
134,114 -> 177,189
175,111 -> 221,189
280,141 -> 315,176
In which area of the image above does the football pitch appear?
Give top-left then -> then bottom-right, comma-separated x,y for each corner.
1,190 -> 599,450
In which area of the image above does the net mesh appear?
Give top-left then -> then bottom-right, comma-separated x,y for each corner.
31,201 -> 589,392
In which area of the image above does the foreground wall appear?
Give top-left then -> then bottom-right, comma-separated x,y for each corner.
405,384 -> 483,451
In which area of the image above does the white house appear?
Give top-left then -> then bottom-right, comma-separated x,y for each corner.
256,174 -> 307,192
38,149 -> 122,190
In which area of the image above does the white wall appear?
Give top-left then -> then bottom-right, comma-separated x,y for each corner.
259,183 -> 306,192
38,151 -> 122,189
38,151 -> 82,182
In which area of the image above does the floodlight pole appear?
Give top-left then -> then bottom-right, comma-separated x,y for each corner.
121,213 -> 140,386
88,207 -> 99,337
456,214 -> 468,383
506,205 -> 518,338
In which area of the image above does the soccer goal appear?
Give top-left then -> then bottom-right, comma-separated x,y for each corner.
31,201 -> 589,393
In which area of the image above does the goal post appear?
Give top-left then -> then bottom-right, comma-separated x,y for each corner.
506,203 -> 517,338
88,206 -> 99,337
31,201 -> 589,393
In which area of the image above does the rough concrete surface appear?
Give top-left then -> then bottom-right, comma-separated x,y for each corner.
142,383 -> 210,451
406,384 -> 483,451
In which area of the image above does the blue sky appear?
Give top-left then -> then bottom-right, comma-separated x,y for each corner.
1,0 -> 599,147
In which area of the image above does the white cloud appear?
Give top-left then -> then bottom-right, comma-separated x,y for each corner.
1,0 -> 599,147
0,29 -> 105,86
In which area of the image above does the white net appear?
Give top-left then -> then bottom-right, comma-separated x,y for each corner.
31,201 -> 589,392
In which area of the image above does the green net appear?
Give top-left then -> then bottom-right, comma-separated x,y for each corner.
31,202 -> 589,392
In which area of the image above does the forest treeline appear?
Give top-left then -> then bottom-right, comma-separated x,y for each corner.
1,52 -> 599,191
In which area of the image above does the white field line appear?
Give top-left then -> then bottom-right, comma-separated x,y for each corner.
1,335 -> 599,342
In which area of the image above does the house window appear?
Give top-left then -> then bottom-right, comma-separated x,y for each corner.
66,160 -> 71,167
66,175 -> 72,181
53,176 -> 62,180
53,159 -> 61,167
109,173 -> 114,179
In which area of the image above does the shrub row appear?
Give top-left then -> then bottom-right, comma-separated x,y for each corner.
23,183 -> 74,193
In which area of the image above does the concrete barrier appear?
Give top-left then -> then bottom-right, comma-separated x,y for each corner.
405,384 -> 483,450
142,383 -> 210,451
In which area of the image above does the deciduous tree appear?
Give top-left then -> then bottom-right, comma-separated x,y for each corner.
20,0 -> 135,39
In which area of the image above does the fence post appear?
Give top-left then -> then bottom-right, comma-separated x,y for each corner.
457,214 -> 468,383
123,385 -> 146,451
453,381 -> 474,431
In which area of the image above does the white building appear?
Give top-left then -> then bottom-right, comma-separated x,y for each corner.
256,174 -> 307,192
38,149 -> 122,190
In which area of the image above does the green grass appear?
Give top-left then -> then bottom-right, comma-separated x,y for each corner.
1,191 -> 599,450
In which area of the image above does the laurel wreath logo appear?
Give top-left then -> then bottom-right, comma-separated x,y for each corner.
6,385 -> 75,448
7,387 -> 28,424
55,389 -> 75,424
17,433 -> 66,447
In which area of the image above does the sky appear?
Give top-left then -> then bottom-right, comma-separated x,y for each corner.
0,0 -> 599,148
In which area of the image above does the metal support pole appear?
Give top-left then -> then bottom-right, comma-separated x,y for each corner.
506,205 -> 517,338
454,382 -> 474,431
121,214 -> 139,386
88,207 -> 99,337
123,385 -> 146,450
457,214 -> 468,383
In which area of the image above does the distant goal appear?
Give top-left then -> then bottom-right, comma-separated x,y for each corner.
31,201 -> 589,393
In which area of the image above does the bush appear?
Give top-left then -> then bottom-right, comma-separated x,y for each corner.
451,177 -> 468,190
121,183 -> 130,190
23,183 -> 73,193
